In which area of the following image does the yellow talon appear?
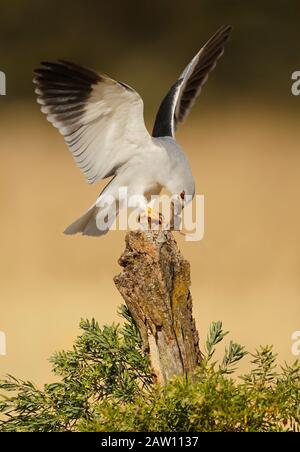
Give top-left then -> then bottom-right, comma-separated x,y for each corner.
147,208 -> 164,225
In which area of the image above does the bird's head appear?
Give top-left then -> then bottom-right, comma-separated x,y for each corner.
167,176 -> 195,213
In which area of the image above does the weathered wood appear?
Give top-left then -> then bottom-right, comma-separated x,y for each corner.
114,230 -> 201,384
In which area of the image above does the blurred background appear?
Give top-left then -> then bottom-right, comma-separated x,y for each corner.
0,0 -> 300,385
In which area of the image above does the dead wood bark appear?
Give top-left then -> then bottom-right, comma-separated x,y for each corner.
114,230 -> 201,385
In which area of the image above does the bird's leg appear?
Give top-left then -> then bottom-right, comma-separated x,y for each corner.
137,205 -> 166,230
147,207 -> 164,226
138,207 -> 162,228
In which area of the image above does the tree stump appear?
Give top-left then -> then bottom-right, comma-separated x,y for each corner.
114,230 -> 201,385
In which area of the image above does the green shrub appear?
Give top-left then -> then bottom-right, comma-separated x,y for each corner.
0,307 -> 299,432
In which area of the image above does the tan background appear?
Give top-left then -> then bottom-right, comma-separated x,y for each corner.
0,1 -> 300,384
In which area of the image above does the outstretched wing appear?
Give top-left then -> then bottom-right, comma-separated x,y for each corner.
34,61 -> 150,184
152,25 -> 232,138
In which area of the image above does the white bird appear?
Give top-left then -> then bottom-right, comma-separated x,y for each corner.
33,25 -> 231,236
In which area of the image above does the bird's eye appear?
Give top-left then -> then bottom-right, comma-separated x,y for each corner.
180,191 -> 185,200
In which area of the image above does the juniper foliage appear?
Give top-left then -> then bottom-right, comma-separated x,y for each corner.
0,308 -> 299,432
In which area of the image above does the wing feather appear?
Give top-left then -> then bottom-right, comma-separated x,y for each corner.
34,61 -> 150,184
152,25 -> 232,138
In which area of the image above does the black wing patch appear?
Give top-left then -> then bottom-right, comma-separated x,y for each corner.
152,25 -> 232,138
33,60 -> 100,123
152,80 -> 182,138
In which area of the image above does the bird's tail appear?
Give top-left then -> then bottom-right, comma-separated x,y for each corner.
64,203 -> 117,237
